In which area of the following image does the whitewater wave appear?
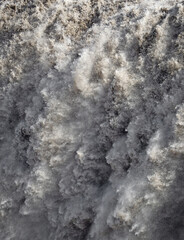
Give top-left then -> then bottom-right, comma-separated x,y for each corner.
0,0 -> 184,239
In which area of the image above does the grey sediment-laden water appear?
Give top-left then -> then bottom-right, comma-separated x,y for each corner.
0,0 -> 184,239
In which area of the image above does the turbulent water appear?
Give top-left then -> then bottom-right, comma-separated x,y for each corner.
0,0 -> 184,239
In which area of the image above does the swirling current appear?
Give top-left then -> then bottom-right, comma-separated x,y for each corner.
0,0 -> 184,239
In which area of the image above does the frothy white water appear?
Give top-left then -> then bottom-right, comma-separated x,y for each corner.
0,0 -> 184,239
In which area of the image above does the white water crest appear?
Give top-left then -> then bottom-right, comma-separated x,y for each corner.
0,0 -> 184,239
